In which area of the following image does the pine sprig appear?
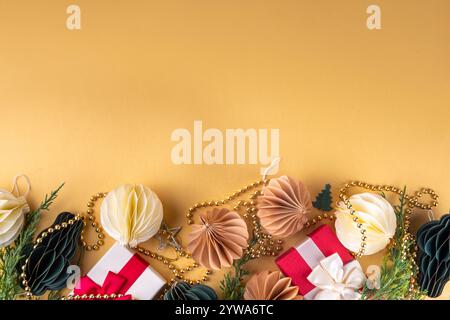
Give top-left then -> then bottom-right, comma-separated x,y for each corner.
0,183 -> 64,300
361,187 -> 426,300
220,236 -> 257,300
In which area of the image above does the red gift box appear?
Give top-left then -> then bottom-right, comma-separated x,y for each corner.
276,224 -> 353,299
73,242 -> 166,300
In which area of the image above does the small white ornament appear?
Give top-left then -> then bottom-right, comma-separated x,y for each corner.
334,193 -> 397,255
100,184 -> 163,248
0,175 -> 31,247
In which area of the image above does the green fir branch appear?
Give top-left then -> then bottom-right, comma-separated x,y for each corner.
220,236 -> 257,300
0,183 -> 64,300
361,187 -> 426,300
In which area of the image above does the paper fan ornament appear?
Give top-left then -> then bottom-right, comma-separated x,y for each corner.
188,208 -> 249,270
244,271 -> 301,300
100,184 -> 163,248
334,193 -> 396,255
0,175 -> 31,247
257,176 -> 312,238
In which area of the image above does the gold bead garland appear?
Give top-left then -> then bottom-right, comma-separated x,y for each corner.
85,192 -> 213,293
186,178 -> 337,260
22,180 -> 437,300
134,245 -> 211,286
21,191 -> 210,300
186,179 -> 286,258
19,181 -> 337,300
338,181 -> 439,297
81,192 -> 107,251
61,293 -> 125,300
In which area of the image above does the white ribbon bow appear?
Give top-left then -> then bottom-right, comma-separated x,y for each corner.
307,253 -> 366,300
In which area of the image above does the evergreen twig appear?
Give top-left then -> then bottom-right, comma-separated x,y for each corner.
0,183 -> 64,300
360,187 -> 426,300
220,236 -> 257,300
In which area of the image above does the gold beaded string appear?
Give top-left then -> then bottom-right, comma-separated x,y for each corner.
61,293 -> 125,300
22,191 -> 211,300
90,193 -> 212,289
134,245 -> 211,285
186,179 -> 287,259
186,178 -> 340,259
338,181 -> 439,297
19,181 -> 334,300
84,192 -> 213,298
304,211 -> 336,228
82,192 -> 107,251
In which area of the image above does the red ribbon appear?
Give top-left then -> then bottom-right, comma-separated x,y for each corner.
74,272 -> 132,300
74,253 -> 149,300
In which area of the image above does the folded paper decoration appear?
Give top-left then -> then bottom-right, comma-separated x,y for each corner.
77,242 -> 166,300
276,224 -> 354,299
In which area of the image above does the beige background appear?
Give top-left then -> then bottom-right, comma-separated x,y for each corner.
0,0 -> 449,299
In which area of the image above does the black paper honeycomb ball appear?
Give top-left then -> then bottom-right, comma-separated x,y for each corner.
23,212 -> 83,296
417,214 -> 450,297
163,281 -> 217,300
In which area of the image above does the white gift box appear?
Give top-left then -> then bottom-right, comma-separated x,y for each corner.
85,242 -> 166,300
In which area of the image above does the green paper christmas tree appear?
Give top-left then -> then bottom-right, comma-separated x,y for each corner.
313,184 -> 333,212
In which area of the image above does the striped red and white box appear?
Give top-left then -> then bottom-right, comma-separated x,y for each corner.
276,224 -> 354,299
